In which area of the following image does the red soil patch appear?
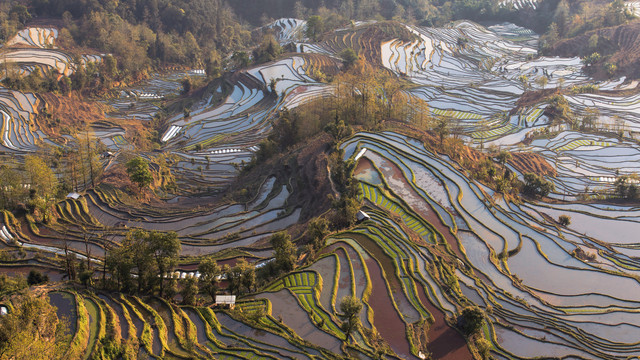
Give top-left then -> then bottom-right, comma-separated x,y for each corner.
338,235 -> 414,358
38,92 -> 110,137
513,88 -> 559,111
364,257 -> 414,359
508,152 -> 556,177
38,92 -> 156,150
354,157 -> 375,177
414,281 -> 472,360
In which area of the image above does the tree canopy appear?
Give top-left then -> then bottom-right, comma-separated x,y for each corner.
106,229 -> 180,295
338,295 -> 363,341
0,293 -> 68,359
198,257 -> 221,302
270,232 -> 297,273
522,173 -> 554,199
458,306 -> 485,336
126,157 -> 153,191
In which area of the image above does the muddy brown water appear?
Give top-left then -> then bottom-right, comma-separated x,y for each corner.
371,153 -> 467,261
335,235 -> 420,359
364,255 -> 416,359
414,281 -> 472,360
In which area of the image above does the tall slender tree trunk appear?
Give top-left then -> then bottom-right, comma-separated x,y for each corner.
86,132 -> 95,188
83,230 -> 91,270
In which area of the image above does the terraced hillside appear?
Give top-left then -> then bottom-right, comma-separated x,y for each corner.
5,17 -> 640,360
45,289 -> 349,360
342,131 -> 640,359
0,27 -> 106,157
1,26 -> 102,77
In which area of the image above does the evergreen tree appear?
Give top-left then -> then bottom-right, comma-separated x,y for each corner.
126,157 -> 153,191
198,257 -> 221,302
270,232 -> 296,273
338,295 -> 363,342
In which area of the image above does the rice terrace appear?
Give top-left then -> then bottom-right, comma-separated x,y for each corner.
3,0 -> 640,359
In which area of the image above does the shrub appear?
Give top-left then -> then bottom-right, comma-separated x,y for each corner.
340,48 -> 358,69
27,270 -> 48,285
475,338 -> 492,359
458,306 -> 484,336
522,173 -> 554,198
581,52 -> 601,66
558,215 -> 571,226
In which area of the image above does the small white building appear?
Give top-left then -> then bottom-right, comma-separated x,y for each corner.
214,295 -> 236,309
66,192 -> 81,200
0,306 -> 8,316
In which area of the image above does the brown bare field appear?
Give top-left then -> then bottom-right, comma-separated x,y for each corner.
39,92 -> 155,149
551,20 -> 640,80
508,152 -> 556,177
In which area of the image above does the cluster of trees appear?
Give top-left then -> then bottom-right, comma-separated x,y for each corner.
329,60 -> 420,129
252,35 -> 283,65
106,229 -> 181,296
0,273 -> 28,296
545,94 -> 574,126
338,295 -> 363,341
558,214 -> 571,226
197,231 -> 298,304
101,230 -> 246,305
198,231 -> 299,303
473,150 -> 520,195
306,217 -> 330,254
7,0 -> 629,86
329,150 -> 363,229
194,257 -> 256,304
541,0 -> 634,51
615,174 -> 640,200
125,157 -> 154,192
255,59 -> 429,162
100,228 -> 301,305
0,293 -> 69,359
57,134 -> 104,191
0,137 -> 103,217
2,55 -> 120,95
458,306 -> 485,337
232,0 -> 524,29
253,108 -> 301,164
27,270 -> 49,285
27,0 -> 251,80
270,232 -> 297,273
0,3 -> 31,43
522,172 -> 554,199
539,0 -> 635,76
0,155 -> 60,223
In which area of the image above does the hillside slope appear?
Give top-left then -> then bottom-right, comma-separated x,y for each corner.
551,20 -> 640,79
